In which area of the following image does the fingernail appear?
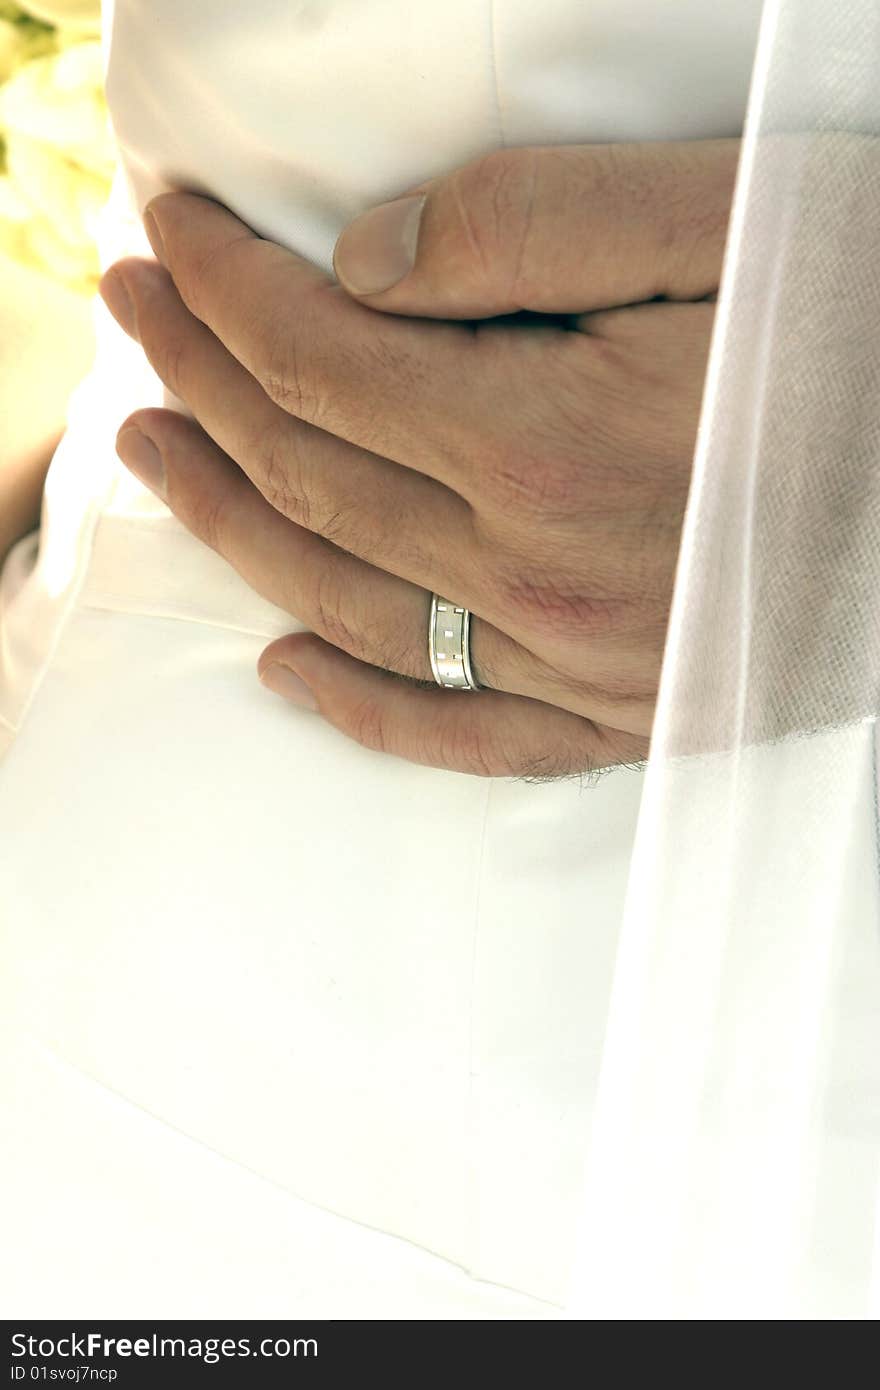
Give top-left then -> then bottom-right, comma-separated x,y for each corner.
333,193 -> 426,295
260,662 -> 319,711
99,268 -> 137,337
116,429 -> 167,500
143,207 -> 167,266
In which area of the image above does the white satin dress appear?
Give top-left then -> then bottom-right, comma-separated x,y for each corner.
0,0 -> 764,1317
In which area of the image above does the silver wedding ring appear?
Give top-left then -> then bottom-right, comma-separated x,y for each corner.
429,593 -> 481,690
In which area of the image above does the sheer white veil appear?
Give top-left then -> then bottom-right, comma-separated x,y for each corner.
571,0 -> 880,1318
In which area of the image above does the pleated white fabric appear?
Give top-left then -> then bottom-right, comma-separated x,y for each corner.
0,0 -> 766,1317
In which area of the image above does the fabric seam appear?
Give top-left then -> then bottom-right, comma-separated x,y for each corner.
80,596 -> 289,642
464,776 -> 494,1280
32,1030 -> 558,1310
488,0 -> 506,147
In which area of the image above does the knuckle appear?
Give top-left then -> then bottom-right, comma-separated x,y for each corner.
309,565 -> 370,664
186,231 -> 251,321
435,713 -> 503,778
312,494 -> 384,569
262,367 -> 309,418
184,487 -> 228,555
253,422 -> 312,529
318,505 -> 355,549
483,442 -> 582,519
456,147 -> 537,298
350,336 -> 427,440
145,330 -> 187,396
260,297 -> 326,424
253,423 -> 368,555
493,562 -> 628,642
347,695 -> 390,755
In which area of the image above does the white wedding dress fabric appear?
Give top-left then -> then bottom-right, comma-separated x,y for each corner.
14,0 -> 870,1320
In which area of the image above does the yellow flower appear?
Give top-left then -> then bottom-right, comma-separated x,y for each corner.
0,5 -> 114,293
13,3 -> 100,35
0,8 -> 56,82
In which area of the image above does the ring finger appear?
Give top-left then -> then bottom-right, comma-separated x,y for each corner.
120,405 -> 517,690
120,407 -> 630,730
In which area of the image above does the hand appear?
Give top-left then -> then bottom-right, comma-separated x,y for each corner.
99,140 -> 738,780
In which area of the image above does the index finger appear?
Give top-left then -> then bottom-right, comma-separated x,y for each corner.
141,191 -> 484,479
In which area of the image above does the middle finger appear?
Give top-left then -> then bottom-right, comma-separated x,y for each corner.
103,257 -> 480,602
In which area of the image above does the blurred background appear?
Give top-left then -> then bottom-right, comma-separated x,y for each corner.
1,0 -> 113,293
0,0 -> 114,564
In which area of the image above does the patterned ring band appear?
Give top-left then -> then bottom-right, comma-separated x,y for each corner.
428,593 -> 482,690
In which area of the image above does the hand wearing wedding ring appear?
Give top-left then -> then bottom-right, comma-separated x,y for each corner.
99,140 -> 738,780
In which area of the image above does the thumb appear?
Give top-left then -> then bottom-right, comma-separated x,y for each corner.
332,139 -> 739,319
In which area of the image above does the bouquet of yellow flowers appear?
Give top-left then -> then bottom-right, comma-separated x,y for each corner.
0,1 -> 115,294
